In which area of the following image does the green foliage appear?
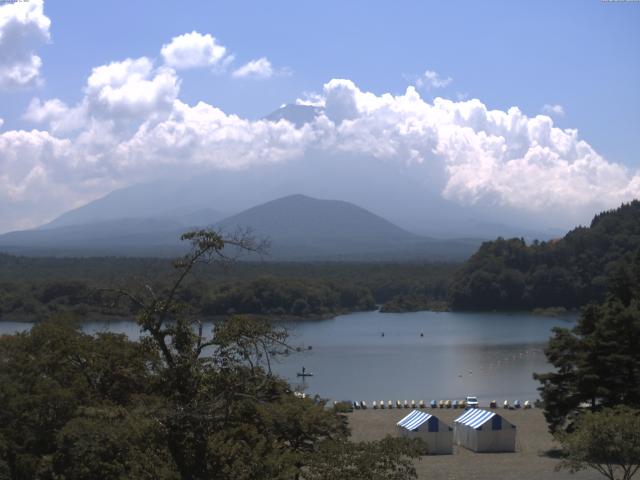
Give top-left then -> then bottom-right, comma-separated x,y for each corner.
534,251 -> 640,433
0,317 -> 161,479
302,436 -> 423,480
0,255 -> 457,320
0,230 -> 425,479
48,407 -> 178,480
450,201 -> 640,310
201,277 -> 375,317
556,406 -> 640,480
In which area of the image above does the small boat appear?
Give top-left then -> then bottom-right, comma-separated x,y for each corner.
388,400 -> 393,409
361,401 -> 367,410
514,400 -> 521,409
524,400 -> 531,409
503,400 -> 509,409
490,400 -> 497,408
419,400 -> 425,409
380,400 -> 385,409
430,400 -> 437,408
411,400 -> 416,409
452,400 -> 459,409
396,400 -> 402,409
372,401 -> 377,409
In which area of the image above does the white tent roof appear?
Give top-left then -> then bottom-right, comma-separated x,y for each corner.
454,409 -> 496,429
397,410 -> 433,431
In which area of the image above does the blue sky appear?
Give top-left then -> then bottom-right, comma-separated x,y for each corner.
0,0 -> 639,231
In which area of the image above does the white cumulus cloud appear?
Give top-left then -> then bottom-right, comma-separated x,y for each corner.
6,62 -> 639,232
232,57 -> 275,79
0,0 -> 50,88
161,31 -> 228,70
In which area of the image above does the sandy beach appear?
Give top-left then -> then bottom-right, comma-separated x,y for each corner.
348,407 -> 602,480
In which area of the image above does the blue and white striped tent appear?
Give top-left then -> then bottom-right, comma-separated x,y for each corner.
454,409 -> 516,452
396,410 -> 453,454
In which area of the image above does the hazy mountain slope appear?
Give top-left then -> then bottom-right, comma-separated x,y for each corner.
263,104 -> 321,127
0,218 -> 185,256
0,194 -> 481,260
217,194 -> 417,242
216,194 -> 478,261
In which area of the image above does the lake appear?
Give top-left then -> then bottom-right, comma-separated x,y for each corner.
0,310 -> 574,403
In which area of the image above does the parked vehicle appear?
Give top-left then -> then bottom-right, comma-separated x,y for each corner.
466,396 -> 479,409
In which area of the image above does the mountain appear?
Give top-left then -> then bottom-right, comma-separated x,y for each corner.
449,200 -> 640,310
0,194 -> 481,260
215,194 -> 444,260
218,194 -> 416,243
263,104 -> 321,127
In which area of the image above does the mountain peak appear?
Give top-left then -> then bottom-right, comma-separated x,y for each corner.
263,104 -> 321,128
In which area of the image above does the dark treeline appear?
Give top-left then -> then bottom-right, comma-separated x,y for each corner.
0,256 -> 456,320
449,201 -> 640,310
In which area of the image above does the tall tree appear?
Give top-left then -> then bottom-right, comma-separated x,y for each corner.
534,251 -> 640,432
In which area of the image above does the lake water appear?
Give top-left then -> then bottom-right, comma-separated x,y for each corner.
0,310 -> 574,404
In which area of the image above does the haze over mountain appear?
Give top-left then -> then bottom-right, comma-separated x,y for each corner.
0,194 -> 481,260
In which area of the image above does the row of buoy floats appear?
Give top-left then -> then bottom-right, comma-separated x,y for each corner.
340,399 -> 533,410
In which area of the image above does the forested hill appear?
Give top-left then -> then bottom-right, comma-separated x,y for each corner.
449,201 -> 640,310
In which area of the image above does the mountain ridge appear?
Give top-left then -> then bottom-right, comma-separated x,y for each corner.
0,194 -> 481,261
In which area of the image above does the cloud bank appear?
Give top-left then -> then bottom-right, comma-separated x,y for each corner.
1,26 -> 638,232
0,0 -> 50,88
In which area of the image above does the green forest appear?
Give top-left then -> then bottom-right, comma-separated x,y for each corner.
0,255 -> 454,321
449,201 -> 640,310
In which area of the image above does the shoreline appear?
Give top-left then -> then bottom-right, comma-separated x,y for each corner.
347,408 -> 600,480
